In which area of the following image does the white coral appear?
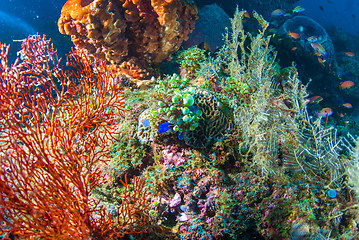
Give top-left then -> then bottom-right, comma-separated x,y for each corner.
346,136 -> 359,200
347,161 -> 359,199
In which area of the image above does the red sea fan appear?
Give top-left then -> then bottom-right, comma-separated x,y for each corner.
0,34 -> 150,239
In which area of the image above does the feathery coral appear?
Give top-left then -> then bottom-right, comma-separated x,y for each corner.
0,34 -> 149,239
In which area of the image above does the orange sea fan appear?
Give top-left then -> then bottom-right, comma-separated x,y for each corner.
0,34 -> 150,239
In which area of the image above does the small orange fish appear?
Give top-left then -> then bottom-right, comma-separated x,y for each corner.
291,47 -> 298,51
309,96 -> 323,104
339,80 -> 355,89
318,57 -> 326,65
318,58 -> 327,63
339,113 -> 345,117
316,107 -> 333,117
287,31 -> 300,39
345,52 -> 355,57
343,103 -> 353,108
244,11 -> 250,18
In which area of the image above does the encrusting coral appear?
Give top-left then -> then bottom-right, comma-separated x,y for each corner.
58,0 -> 198,80
137,86 -> 233,148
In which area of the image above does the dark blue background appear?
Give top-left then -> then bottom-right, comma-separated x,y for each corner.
297,0 -> 359,36
0,0 -> 70,61
1,0 -> 359,60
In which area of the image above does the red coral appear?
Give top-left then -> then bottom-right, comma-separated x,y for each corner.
0,34 -> 149,239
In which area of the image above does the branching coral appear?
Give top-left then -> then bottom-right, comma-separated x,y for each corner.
218,9 -> 278,91
0,34 -> 150,239
58,0 -> 198,80
203,8 -> 354,190
176,46 -> 207,77
208,9 -> 283,174
284,112 -> 349,188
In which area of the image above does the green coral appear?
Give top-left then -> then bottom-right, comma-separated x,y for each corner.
137,87 -> 233,148
153,73 -> 191,96
176,46 -> 207,76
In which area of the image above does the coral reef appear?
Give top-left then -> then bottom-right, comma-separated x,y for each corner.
131,9 -> 358,239
176,46 -> 207,77
58,0 -> 198,80
137,86 -> 233,148
182,88 -> 233,148
109,9 -> 358,239
2,5 -> 359,240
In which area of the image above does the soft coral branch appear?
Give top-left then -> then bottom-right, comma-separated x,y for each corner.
0,34 -> 149,239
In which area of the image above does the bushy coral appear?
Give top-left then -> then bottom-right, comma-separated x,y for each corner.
176,46 -> 207,77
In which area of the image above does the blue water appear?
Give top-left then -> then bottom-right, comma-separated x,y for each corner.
0,0 -> 70,60
1,0 -> 359,114
297,0 -> 359,36
1,0 -> 358,51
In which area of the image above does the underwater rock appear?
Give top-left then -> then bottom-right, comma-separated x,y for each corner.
183,3 -> 230,51
278,16 -> 335,65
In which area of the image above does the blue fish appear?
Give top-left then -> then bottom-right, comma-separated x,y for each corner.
158,122 -> 171,133
178,132 -> 185,140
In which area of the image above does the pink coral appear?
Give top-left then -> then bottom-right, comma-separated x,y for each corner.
162,146 -> 190,167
